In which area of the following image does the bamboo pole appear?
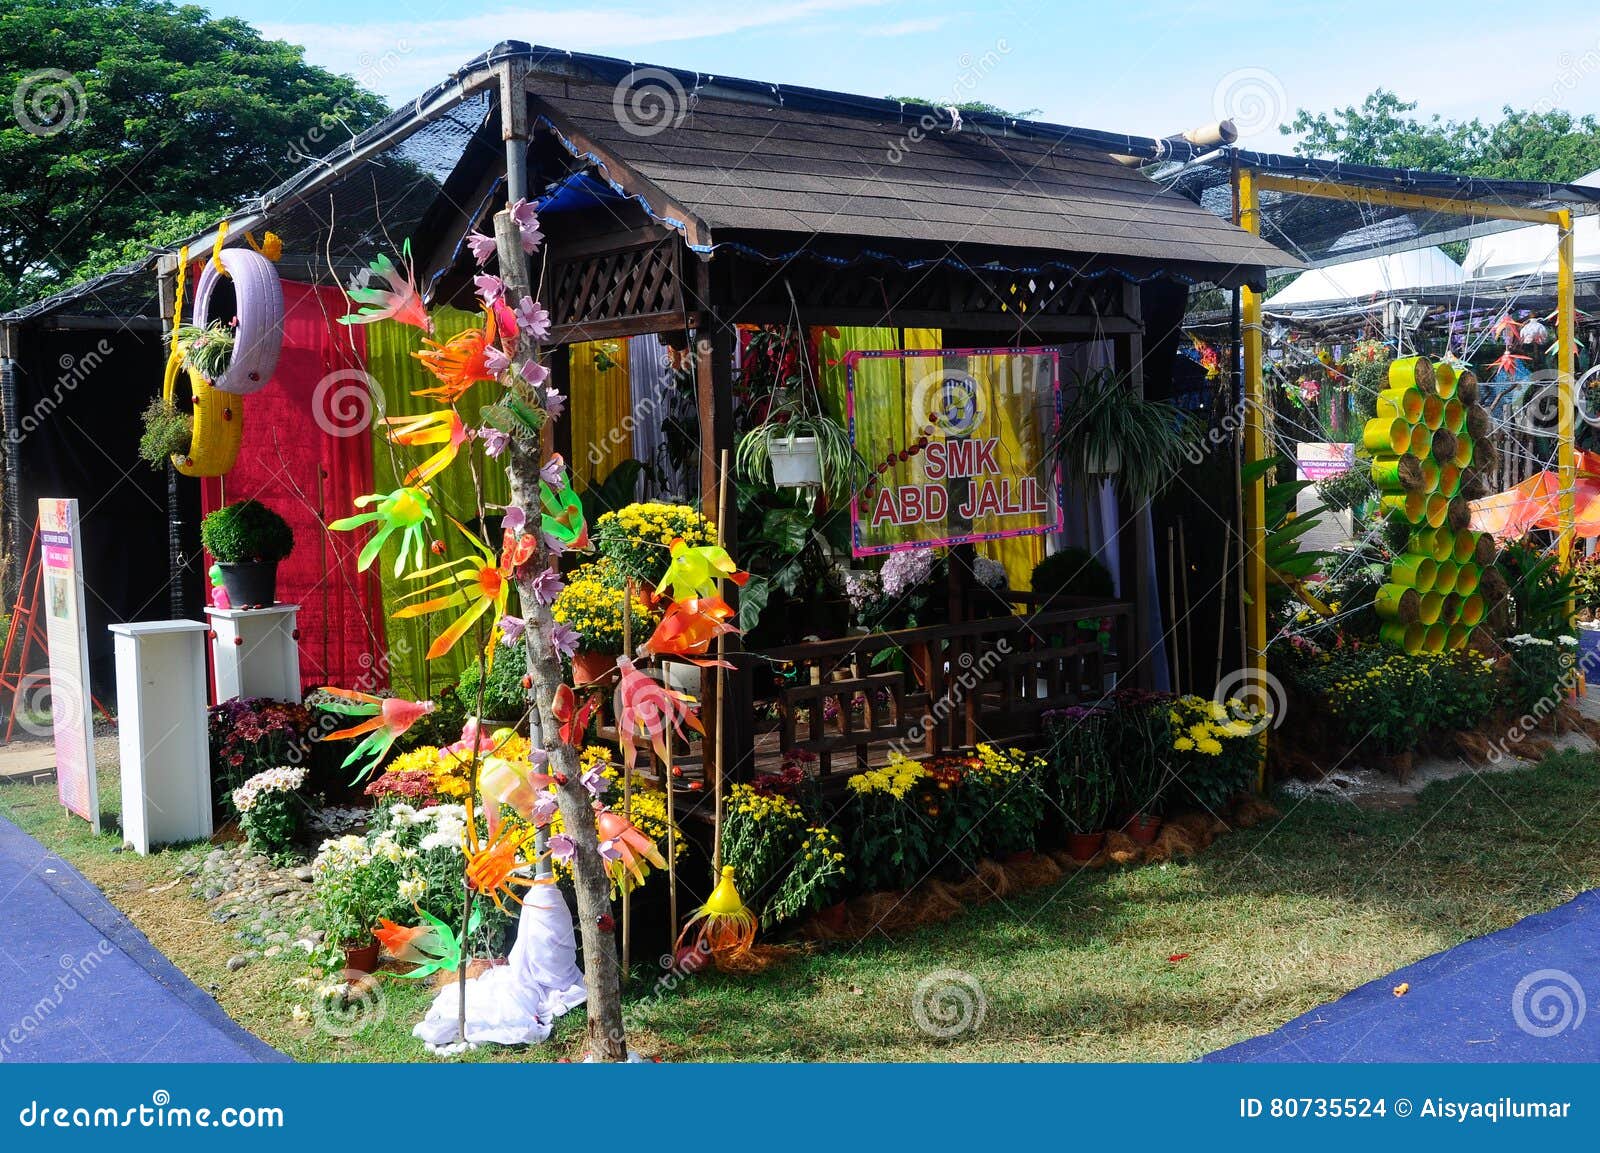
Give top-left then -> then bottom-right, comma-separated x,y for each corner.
1178,516 -> 1192,693
621,579 -> 634,985
1237,167 -> 1270,790
664,719 -> 678,934
711,448 -> 731,875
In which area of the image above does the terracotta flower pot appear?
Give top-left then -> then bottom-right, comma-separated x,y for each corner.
342,937 -> 380,974
1065,831 -> 1105,861
571,650 -> 618,685
1124,813 -> 1162,845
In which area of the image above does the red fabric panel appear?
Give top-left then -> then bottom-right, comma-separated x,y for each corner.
202,279 -> 386,691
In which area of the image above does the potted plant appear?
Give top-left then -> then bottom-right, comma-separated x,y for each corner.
1045,706 -> 1115,860
734,326 -> 866,503
231,765 -> 307,862
201,499 -> 294,607
137,396 -> 194,470
178,320 -> 238,382
1106,688 -> 1174,844
1059,368 -> 1197,501
550,559 -> 661,685
310,833 -> 399,974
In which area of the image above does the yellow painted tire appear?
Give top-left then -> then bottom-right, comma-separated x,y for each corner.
164,355 -> 242,478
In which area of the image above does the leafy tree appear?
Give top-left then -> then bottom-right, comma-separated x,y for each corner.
0,0 -> 388,310
1284,89 -> 1600,181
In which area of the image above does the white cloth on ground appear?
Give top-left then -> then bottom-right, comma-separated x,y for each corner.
412,888 -> 587,1050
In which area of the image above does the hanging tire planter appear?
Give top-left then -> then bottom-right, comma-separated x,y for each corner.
193,247 -> 284,395
164,355 -> 242,478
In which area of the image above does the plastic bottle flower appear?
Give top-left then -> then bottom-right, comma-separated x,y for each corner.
381,409 -> 470,486
412,308 -> 500,402
376,906 -> 474,980
328,486 -> 436,576
674,865 -> 757,969
392,518 -> 509,665
339,240 -> 432,333
653,539 -> 749,603
316,689 -> 436,780
540,456 -> 589,553
614,655 -> 703,770
641,594 -> 739,666
594,804 -> 667,891
461,794 -> 546,914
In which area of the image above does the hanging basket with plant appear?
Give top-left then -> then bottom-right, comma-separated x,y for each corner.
735,319 -> 867,505
201,498 -> 294,607
1058,368 -> 1198,501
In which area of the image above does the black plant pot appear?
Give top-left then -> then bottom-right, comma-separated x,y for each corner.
218,560 -> 279,608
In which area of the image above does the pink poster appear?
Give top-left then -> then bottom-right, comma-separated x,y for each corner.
38,498 -> 99,832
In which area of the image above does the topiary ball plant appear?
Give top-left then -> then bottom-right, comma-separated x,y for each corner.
201,499 -> 294,563
202,499 -> 294,607
1030,547 -> 1115,601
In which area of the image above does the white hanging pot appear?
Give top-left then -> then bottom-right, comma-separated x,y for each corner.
767,434 -> 823,488
662,661 -> 700,695
193,247 -> 284,395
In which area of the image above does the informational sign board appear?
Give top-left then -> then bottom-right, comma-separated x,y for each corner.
845,348 -> 1063,557
39,498 -> 98,832
1295,442 -> 1357,550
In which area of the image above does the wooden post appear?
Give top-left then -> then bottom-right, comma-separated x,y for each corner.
1237,166 -> 1270,790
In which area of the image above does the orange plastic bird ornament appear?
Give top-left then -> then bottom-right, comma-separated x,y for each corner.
382,410 -> 471,486
412,308 -> 500,402
640,594 -> 739,667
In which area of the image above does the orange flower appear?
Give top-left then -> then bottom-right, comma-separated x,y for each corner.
412,308 -> 499,402
392,518 -> 508,666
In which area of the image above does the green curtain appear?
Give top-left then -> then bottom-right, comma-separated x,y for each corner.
365,307 -> 511,700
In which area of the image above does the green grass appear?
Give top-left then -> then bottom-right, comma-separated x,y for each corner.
5,752 -> 1600,1062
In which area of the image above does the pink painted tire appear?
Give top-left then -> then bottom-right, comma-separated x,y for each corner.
193,247 -> 284,395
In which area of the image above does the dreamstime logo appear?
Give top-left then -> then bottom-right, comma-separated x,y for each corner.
11,670 -> 79,739
311,370 -> 378,438
912,970 -> 987,1039
6,340 -> 111,448
886,38 -> 1010,163
1511,367 -> 1600,437
1212,667 -> 1286,736
0,941 -> 113,1061
612,68 -> 689,138
1512,968 -> 1587,1038
13,69 -> 86,137
312,970 -> 387,1038
894,638 -> 1011,753
1212,67 -> 1286,137
286,42 -> 411,162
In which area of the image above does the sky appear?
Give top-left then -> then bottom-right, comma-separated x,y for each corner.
199,1 -> 1595,148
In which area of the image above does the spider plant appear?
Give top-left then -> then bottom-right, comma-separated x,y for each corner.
177,321 -> 237,382
1058,368 -> 1198,502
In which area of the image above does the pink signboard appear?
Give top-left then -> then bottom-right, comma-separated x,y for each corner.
845,347 -> 1064,556
38,498 -> 99,832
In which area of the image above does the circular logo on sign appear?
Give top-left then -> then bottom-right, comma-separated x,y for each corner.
915,368 -> 982,438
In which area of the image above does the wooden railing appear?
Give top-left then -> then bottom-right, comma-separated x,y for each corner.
759,598 -> 1134,788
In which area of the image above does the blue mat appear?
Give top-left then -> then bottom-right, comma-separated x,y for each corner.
1209,889 -> 1600,1062
0,815 -> 285,1063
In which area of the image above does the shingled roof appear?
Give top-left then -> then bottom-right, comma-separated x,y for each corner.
526,67 -> 1292,274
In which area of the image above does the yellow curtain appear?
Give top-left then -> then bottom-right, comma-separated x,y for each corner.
969,353 -> 1048,593
365,307 -> 510,700
567,340 -> 632,491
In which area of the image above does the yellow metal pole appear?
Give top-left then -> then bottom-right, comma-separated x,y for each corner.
1238,167 -> 1270,787
1558,209 -> 1577,619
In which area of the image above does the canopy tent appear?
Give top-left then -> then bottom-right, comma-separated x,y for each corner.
1264,246 -> 1465,310
1464,169 -> 1600,283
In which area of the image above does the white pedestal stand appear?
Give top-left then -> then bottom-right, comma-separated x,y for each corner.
207,604 -> 301,703
108,621 -> 213,854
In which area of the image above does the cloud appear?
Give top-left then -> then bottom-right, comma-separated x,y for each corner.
862,17 -> 950,37
263,0 -> 890,102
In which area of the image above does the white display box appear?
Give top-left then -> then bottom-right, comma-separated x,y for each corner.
207,603 -> 301,704
108,620 -> 213,854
